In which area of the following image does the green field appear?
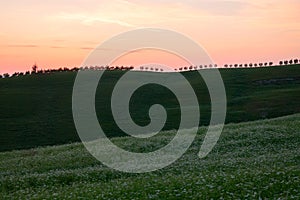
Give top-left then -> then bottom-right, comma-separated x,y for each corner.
0,65 -> 300,151
0,114 -> 299,199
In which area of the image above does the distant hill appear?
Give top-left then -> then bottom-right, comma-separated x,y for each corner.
0,64 -> 300,151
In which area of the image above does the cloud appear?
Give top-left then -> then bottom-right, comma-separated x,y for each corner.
128,0 -> 252,16
53,39 -> 66,43
80,47 -> 94,50
5,44 -> 67,49
80,47 -> 129,51
280,29 -> 300,34
50,46 -> 65,49
5,44 -> 39,48
197,0 -> 252,15
57,13 -> 135,27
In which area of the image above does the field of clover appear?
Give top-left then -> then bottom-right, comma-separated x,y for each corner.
0,114 -> 299,199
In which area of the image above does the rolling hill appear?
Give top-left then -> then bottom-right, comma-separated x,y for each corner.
0,65 -> 300,151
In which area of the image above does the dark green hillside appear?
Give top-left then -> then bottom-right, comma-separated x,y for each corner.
0,65 -> 300,151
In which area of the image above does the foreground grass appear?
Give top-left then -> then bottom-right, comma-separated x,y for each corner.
0,114 -> 300,199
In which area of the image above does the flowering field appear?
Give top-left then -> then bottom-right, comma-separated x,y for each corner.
0,114 -> 299,199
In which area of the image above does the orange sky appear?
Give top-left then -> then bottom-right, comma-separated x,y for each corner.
0,0 -> 300,74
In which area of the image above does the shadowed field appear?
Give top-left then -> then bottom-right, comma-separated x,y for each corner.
0,65 -> 300,151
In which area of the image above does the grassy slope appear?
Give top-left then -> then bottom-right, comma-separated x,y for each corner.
0,65 -> 300,151
0,114 -> 299,199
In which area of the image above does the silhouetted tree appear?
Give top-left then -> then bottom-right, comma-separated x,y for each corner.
254,63 -> 258,67
71,67 -> 79,72
294,59 -> 299,64
234,64 -> 238,68
279,61 -> 283,65
259,63 -> 263,67
244,64 -> 248,68
214,64 -> 218,68
224,64 -> 228,68
3,73 -> 9,78
269,62 -> 273,66
289,59 -> 293,65
37,70 -> 44,74
284,60 -> 288,65
11,72 -> 19,77
32,64 -> 38,73
249,63 -> 253,67
239,64 -> 243,68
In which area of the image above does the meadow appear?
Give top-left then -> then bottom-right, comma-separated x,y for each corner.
0,114 -> 299,199
0,64 -> 300,151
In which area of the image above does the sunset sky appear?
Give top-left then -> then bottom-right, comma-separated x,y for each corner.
0,0 -> 299,74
